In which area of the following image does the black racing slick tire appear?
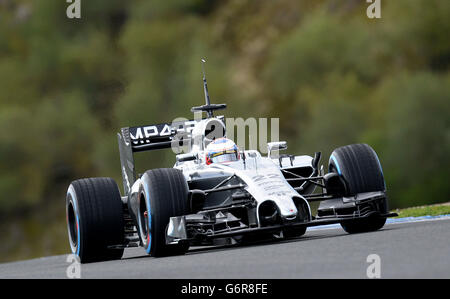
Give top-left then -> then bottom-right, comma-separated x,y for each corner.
283,226 -> 307,239
66,178 -> 124,263
137,168 -> 190,257
329,144 -> 387,234
340,214 -> 386,234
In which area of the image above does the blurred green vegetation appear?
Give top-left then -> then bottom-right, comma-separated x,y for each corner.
0,0 -> 448,262
393,203 -> 450,218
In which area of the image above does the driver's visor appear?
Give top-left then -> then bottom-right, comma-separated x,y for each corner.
209,149 -> 237,158
211,152 -> 239,163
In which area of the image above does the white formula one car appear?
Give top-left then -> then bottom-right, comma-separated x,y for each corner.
66,63 -> 397,262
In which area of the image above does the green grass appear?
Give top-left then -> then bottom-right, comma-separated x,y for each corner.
392,203 -> 450,218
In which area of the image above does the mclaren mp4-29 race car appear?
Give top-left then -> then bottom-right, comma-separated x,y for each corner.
65,65 -> 397,263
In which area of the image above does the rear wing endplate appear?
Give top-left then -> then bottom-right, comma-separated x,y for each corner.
117,119 -> 200,195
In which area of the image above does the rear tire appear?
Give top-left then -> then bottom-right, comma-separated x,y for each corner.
329,144 -> 387,234
66,178 -> 124,263
137,168 -> 190,257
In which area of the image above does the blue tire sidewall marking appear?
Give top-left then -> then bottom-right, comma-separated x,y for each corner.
142,176 -> 152,254
67,185 -> 81,256
373,152 -> 387,189
330,155 -> 342,175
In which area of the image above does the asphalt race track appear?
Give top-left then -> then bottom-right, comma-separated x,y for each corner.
1,218 -> 449,279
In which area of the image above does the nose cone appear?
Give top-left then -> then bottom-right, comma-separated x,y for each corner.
272,197 -> 298,219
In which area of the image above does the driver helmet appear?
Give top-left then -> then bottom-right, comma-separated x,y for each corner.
205,138 -> 240,165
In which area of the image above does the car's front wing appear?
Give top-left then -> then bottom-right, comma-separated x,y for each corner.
166,191 -> 398,245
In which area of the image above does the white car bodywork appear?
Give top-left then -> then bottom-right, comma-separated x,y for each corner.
128,116 -> 314,228
175,153 -> 313,224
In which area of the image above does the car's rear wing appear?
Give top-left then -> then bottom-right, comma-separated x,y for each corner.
128,120 -> 201,152
117,119 -> 201,195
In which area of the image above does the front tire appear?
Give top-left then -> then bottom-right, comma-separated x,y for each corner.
137,168 -> 190,257
329,144 -> 387,234
66,178 -> 124,263
283,226 -> 307,239
340,215 -> 386,234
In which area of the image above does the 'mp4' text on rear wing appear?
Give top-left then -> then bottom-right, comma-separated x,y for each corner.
117,119 -> 200,195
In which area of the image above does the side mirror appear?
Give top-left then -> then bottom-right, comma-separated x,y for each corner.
176,153 -> 198,164
267,141 -> 287,158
